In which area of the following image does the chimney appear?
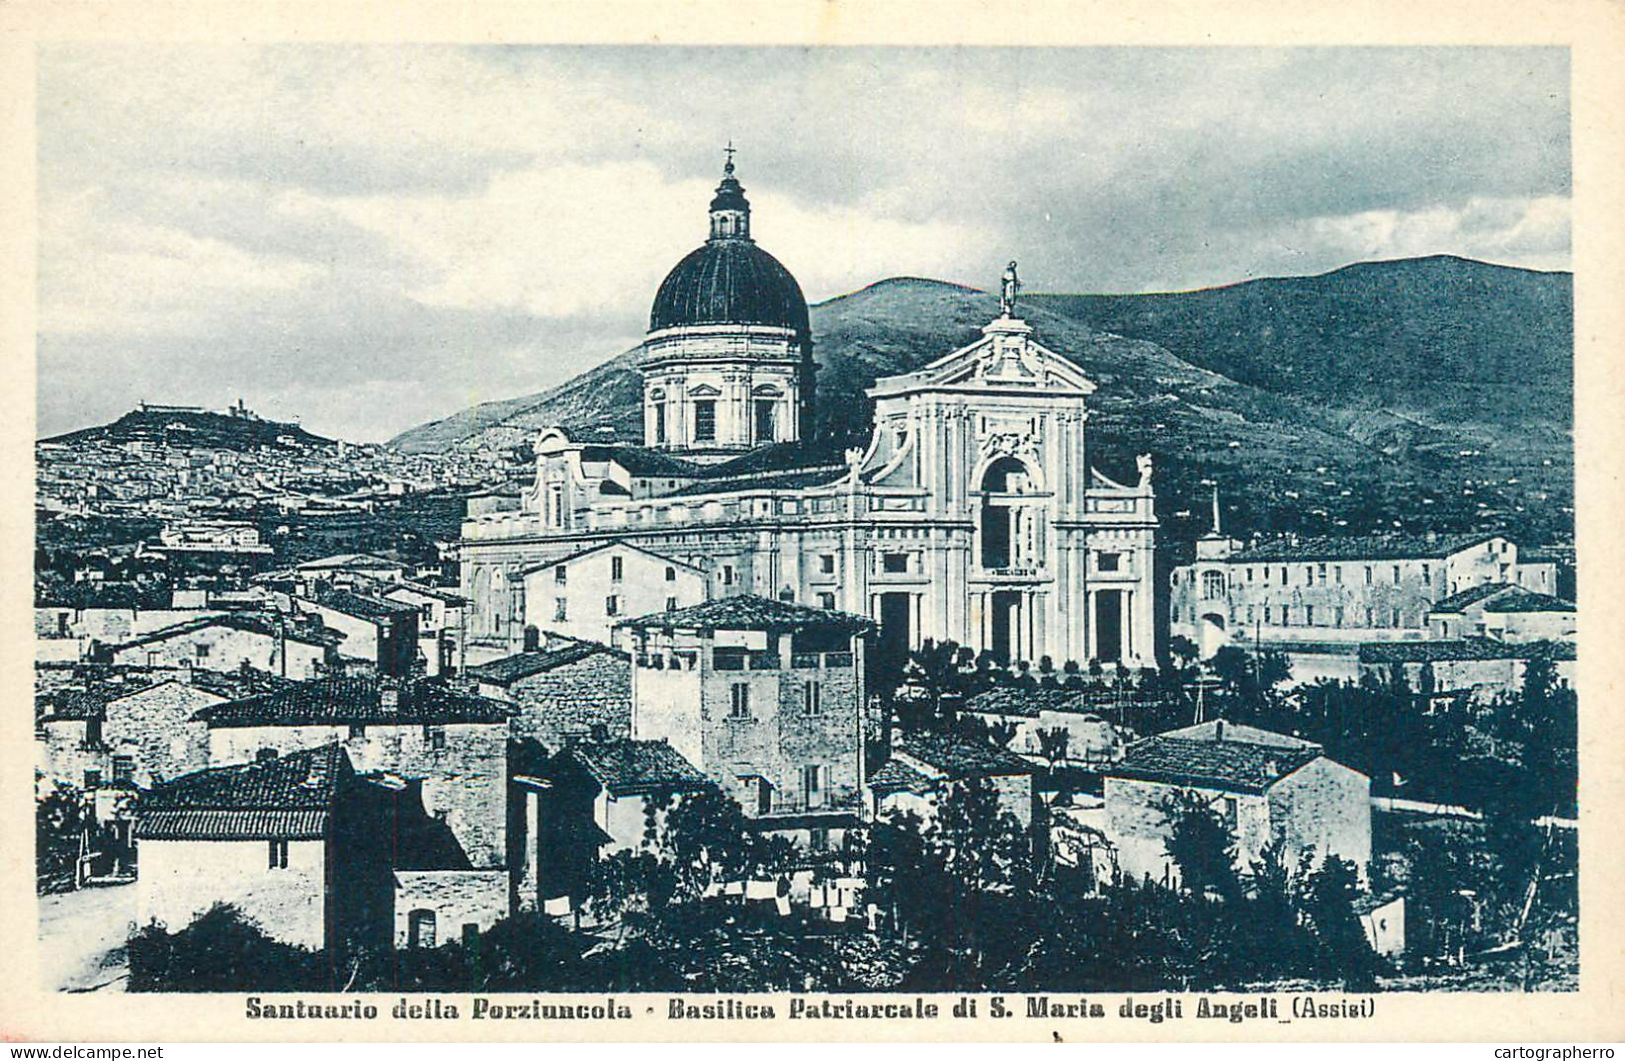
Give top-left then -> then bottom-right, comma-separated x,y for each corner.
1214,719 -> 1225,742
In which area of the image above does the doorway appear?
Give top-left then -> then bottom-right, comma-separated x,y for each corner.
1094,590 -> 1124,663
990,590 -> 1021,664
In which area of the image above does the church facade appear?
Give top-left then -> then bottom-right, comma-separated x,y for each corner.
459,158 -> 1159,671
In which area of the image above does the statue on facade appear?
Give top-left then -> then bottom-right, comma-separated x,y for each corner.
1000,260 -> 1020,317
1136,452 -> 1154,487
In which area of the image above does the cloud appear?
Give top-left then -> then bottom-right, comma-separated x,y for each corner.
35,45 -> 1572,441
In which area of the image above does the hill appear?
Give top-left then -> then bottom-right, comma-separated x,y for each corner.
43,405 -> 332,451
388,258 -> 1574,546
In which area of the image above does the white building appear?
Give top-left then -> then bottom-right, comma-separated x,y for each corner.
460,156 -> 1159,672
516,541 -> 709,650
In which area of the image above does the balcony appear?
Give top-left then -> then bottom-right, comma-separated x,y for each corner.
790,651 -> 854,669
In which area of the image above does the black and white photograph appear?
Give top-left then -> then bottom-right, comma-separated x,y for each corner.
8,12 -> 1621,1041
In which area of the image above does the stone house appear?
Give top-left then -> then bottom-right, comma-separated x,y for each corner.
518,541 -> 709,648
192,677 -> 513,872
616,595 -> 872,824
1427,584 -> 1577,644
36,667 -> 289,792
134,743 -> 357,949
1358,638 -> 1577,703
868,729 -> 1038,831
377,581 -> 468,677
466,641 -> 633,750
1102,720 -> 1371,888
515,738 -> 713,911
295,591 -> 420,677
105,613 -> 335,679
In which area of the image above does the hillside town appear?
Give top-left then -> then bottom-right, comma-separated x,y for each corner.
34,158 -> 1578,995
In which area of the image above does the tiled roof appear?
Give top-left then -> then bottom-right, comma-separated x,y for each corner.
868,757 -> 935,798
37,688 -> 115,723
963,686 -> 1082,719
668,464 -> 849,498
1481,588 -> 1575,614
135,744 -> 346,840
296,553 -> 404,571
382,581 -> 469,606
310,590 -> 419,621
556,739 -> 711,797
1108,734 -> 1323,793
192,677 -> 512,727
579,444 -> 702,479
1358,637 -> 1577,664
466,641 -> 626,686
1230,532 -> 1501,563
110,612 -> 341,651
1429,582 -> 1518,613
517,540 -> 702,578
618,593 -> 875,634
895,730 -> 1035,780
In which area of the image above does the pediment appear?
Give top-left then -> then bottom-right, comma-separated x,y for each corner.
874,323 -> 1097,398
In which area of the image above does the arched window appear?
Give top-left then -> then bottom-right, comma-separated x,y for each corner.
979,457 -> 1032,568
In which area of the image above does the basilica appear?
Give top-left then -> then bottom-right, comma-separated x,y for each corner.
459,156 -> 1159,671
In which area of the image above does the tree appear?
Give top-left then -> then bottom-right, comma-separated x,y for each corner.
1158,789 -> 1240,901
1298,854 -> 1384,987
1168,635 -> 1199,672
36,780 -> 87,894
645,789 -> 753,906
1036,725 -> 1070,774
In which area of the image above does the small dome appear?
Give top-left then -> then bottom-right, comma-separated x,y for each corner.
649,240 -> 810,334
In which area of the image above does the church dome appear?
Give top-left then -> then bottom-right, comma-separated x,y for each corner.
648,155 -> 810,336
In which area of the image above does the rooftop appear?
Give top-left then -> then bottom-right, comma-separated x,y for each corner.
109,611 -> 343,652
134,743 -> 346,841
1430,582 -> 1519,613
555,739 -> 711,798
192,676 -> 512,728
1108,732 -> 1324,793
1481,587 -> 1575,614
893,730 -> 1035,780
295,552 -> 405,572
1358,637 -> 1577,664
618,593 -> 874,635
308,589 -> 420,621
466,641 -> 626,686
1230,532 -> 1502,563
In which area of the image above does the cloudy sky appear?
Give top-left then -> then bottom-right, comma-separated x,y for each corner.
37,46 -> 1570,442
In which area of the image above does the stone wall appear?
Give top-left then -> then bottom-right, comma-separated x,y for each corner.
104,681 -> 217,787
1266,755 -> 1371,878
1103,776 -> 1270,886
392,869 -> 509,948
507,651 -> 633,750
137,836 -> 328,949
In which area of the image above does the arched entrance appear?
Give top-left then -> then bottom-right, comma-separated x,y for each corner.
1199,612 -> 1228,658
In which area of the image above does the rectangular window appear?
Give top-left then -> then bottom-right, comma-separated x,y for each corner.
1245,567 -> 1253,582
555,565 -> 567,585
1335,606 -> 1345,627
1304,566 -> 1313,585
553,598 -> 567,622
195,643 -> 211,659
1305,605 -> 1315,626
1365,607 -> 1375,626
653,402 -> 667,445
112,755 -> 134,782
723,564 -> 735,586
424,726 -> 446,750
84,769 -> 102,789
605,595 -> 620,617
611,556 -> 624,581
819,554 -> 835,574
1282,606 -> 1292,626
1392,565 -> 1401,584
693,400 -> 717,443
665,596 -> 677,612
1391,609 -> 1401,627
803,764 -> 826,809
804,680 -> 823,716
1264,606 -> 1273,625
665,566 -> 677,582
268,839 -> 289,870
1422,563 -> 1431,585
882,552 -> 909,574
729,683 -> 751,719
1279,567 -> 1287,584
1221,797 -> 1238,829
1246,605 -> 1255,623
817,591 -> 836,610
1335,565 -> 1343,584
1098,552 -> 1122,572
1316,563 -> 1327,584
348,723 -> 366,739
754,399 -> 776,442
1364,566 -> 1373,585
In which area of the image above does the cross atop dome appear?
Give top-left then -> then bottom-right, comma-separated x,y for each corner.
709,144 -> 750,241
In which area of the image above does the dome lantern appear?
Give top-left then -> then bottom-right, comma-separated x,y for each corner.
708,143 -> 751,242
